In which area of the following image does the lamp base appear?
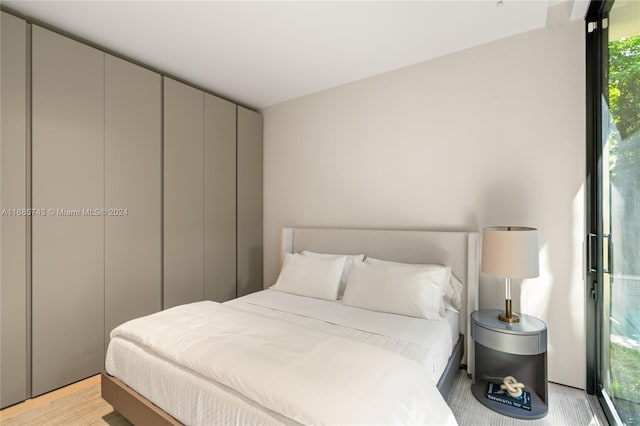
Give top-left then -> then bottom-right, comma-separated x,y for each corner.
498,312 -> 520,323
498,298 -> 520,323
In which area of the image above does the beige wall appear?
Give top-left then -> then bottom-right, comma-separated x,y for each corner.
262,19 -> 585,388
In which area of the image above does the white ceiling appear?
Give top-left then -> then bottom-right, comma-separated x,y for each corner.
4,1 -> 587,109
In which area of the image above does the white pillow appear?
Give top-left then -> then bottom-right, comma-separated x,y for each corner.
271,253 -> 346,300
301,251 -> 365,299
342,261 -> 448,319
364,257 -> 459,315
444,273 -> 464,313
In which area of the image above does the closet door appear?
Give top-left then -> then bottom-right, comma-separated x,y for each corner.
204,94 -> 237,302
237,107 -> 263,297
1,11 -> 28,408
104,55 -> 162,349
163,78 -> 204,308
32,26 -> 104,396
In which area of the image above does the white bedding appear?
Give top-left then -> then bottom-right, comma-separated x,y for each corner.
107,337 -> 297,425
106,291 -> 459,425
228,290 -> 459,379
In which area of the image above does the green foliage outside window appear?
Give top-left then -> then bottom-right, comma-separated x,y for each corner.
611,342 -> 640,402
608,34 -> 640,278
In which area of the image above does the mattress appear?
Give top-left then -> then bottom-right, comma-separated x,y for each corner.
106,290 -> 459,425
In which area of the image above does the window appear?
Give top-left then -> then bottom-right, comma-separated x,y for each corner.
587,1 -> 640,424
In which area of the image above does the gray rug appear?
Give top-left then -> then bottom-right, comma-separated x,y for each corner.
446,370 -> 602,426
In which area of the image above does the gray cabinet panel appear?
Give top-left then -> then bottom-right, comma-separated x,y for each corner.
163,78 -> 204,308
1,11 -> 28,408
204,94 -> 237,302
32,26 -> 104,396
104,55 -> 162,349
237,107 -> 263,297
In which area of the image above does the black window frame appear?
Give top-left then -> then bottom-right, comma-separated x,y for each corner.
585,1 -> 625,424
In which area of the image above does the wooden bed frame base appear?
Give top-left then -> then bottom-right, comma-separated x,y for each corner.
101,337 -> 464,426
437,335 -> 464,399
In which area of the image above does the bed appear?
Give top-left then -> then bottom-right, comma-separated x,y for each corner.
102,228 -> 479,425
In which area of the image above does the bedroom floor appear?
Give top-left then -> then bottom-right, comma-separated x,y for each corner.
0,370 -> 606,426
0,375 -> 131,426
447,369 -> 607,426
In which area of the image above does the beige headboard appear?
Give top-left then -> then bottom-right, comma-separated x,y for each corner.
280,227 -> 479,373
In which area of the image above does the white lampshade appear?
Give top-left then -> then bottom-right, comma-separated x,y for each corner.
481,226 -> 539,279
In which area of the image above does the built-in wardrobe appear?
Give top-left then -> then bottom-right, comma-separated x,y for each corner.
0,11 -> 263,408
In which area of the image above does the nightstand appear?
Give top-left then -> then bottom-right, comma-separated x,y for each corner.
470,309 -> 548,420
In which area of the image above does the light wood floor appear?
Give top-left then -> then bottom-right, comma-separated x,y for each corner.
0,375 -> 131,426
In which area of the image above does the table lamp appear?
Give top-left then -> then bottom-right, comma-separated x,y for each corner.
481,226 -> 539,323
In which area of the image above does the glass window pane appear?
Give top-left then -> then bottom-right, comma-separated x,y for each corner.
606,1 -> 640,423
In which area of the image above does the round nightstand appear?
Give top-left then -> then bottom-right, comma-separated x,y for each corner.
470,309 -> 548,420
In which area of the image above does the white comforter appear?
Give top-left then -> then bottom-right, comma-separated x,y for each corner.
229,290 -> 458,379
110,301 -> 457,426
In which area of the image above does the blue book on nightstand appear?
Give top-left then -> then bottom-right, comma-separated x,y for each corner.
486,382 -> 532,411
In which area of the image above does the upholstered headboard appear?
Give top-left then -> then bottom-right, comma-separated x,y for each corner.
280,227 -> 479,373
